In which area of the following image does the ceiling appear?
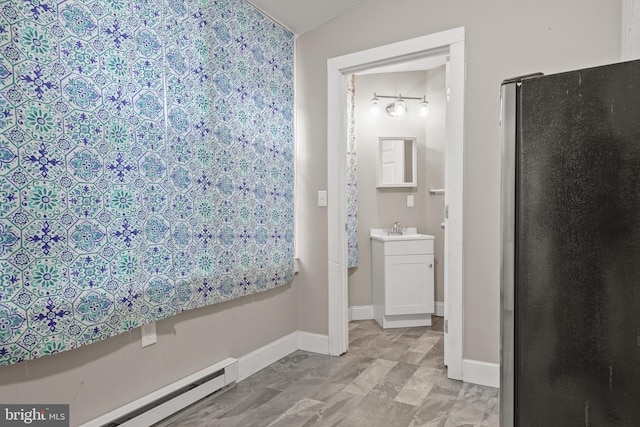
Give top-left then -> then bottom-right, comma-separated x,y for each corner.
246,0 -> 448,74
247,0 -> 368,34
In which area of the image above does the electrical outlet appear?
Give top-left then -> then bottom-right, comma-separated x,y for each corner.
317,190 -> 327,207
141,321 -> 156,348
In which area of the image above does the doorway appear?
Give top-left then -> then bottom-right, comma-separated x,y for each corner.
327,28 -> 465,380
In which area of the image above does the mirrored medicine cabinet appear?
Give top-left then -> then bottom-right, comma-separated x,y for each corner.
376,137 -> 417,188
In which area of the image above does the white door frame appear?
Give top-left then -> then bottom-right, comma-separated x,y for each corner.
327,27 -> 466,380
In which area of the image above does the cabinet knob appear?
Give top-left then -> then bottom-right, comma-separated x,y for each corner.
429,264 -> 433,268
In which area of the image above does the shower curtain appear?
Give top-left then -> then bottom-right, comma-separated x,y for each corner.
347,74 -> 358,268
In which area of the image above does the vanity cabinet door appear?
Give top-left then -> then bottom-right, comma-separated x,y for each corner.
385,254 -> 435,315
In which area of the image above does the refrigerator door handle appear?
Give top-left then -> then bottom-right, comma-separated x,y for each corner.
500,81 -> 519,427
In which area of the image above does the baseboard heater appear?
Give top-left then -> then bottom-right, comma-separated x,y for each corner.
80,358 -> 239,427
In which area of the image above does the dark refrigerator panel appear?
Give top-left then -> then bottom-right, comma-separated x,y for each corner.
509,60 -> 640,426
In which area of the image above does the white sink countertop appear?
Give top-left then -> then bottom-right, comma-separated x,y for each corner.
370,228 -> 435,242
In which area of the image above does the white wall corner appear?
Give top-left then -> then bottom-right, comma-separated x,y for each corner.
298,331 -> 330,354
462,359 -> 500,389
349,305 -> 374,321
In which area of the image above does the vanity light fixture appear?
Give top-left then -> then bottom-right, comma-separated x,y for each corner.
368,93 -> 427,118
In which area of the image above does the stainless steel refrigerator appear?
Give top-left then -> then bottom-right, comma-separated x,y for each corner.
501,60 -> 640,426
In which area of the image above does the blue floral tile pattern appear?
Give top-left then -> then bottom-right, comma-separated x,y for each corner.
0,0 -> 294,366
347,74 -> 358,268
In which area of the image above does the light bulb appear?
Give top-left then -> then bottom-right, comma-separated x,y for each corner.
393,99 -> 406,117
369,97 -> 380,117
418,98 -> 430,119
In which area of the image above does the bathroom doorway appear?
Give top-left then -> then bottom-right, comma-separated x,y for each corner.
327,28 -> 465,380
347,65 -> 447,321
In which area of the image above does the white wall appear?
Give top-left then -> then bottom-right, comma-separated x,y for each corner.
295,0 -> 621,363
348,69 -> 447,307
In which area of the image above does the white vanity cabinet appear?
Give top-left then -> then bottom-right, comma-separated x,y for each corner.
371,229 -> 435,328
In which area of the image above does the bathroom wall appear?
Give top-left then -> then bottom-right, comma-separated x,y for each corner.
348,69 -> 446,308
295,0 -> 621,364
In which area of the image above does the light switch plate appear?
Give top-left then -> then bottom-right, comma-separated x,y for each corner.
318,190 -> 327,207
407,194 -> 415,207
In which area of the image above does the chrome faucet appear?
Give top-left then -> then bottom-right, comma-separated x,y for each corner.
386,221 -> 403,235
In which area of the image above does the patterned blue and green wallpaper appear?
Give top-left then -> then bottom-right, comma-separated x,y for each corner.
0,0 -> 294,366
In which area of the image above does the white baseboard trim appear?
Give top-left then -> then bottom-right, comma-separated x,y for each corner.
350,304 -> 444,321
349,305 -> 374,321
237,330 -> 330,382
462,359 -> 500,388
298,331 -> 330,354
434,301 -> 444,317
380,313 -> 431,328
238,332 -> 299,381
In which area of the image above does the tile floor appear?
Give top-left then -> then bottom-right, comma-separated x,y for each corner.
161,317 -> 500,426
